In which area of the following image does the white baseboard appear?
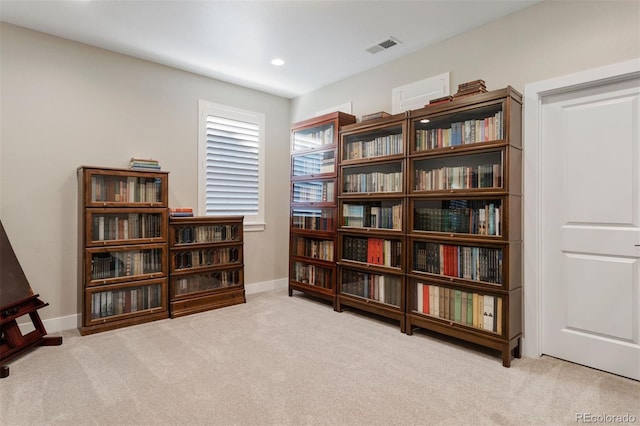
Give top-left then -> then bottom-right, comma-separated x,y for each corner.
245,278 -> 288,295
19,278 -> 288,334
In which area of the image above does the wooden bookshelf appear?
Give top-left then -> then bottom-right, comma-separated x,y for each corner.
336,112 -> 407,331
168,216 -> 245,317
77,166 -> 170,335
288,111 -> 356,309
405,87 -> 523,367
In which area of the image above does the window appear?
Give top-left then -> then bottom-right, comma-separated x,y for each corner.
198,101 -> 265,231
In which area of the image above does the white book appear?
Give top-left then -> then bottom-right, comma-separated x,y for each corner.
483,295 -> 495,331
417,283 -> 423,313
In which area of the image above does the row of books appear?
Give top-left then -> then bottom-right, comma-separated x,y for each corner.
413,203 -> 500,236
92,213 -> 162,241
91,175 -> 162,203
129,157 -> 161,170
342,171 -> 402,193
91,250 -> 163,280
415,111 -> 503,151
341,270 -> 402,307
91,284 -> 163,319
342,203 -> 402,230
414,164 -> 502,191
293,126 -> 334,150
413,242 -> 503,284
343,133 -> 403,160
293,237 -> 334,261
173,269 -> 241,296
173,224 -> 240,244
292,211 -> 334,231
292,151 -> 335,175
415,283 -> 502,334
342,236 -> 402,268
173,247 -> 240,270
293,181 -> 335,203
169,207 -> 193,217
292,261 -> 332,288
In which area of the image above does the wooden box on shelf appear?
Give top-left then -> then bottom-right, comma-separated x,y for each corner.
336,112 -> 408,331
77,166 -> 170,335
288,111 -> 357,309
168,216 -> 245,318
404,86 -> 523,366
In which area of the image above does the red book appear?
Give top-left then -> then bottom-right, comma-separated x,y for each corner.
423,284 -> 430,314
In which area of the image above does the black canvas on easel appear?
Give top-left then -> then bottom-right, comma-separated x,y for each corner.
0,220 -> 62,378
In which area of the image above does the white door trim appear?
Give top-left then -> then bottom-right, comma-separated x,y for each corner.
522,58 -> 640,358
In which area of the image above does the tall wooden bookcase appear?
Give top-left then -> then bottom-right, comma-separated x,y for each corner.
336,113 -> 408,331
77,166 -> 169,335
288,111 -> 356,308
404,87 -> 523,366
168,216 -> 245,317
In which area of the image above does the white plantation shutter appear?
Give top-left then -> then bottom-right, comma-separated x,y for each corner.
206,116 -> 259,215
199,101 -> 265,230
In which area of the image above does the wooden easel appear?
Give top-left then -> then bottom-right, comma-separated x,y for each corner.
0,221 -> 62,378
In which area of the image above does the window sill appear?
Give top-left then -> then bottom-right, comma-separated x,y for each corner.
244,222 -> 266,232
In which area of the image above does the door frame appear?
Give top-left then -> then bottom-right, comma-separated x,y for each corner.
522,58 -> 640,358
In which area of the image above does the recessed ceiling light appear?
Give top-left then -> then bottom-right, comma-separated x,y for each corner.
271,58 -> 285,66
420,119 -> 430,123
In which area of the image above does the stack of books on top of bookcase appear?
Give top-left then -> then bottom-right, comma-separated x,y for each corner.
129,158 -> 161,170
169,207 -> 194,217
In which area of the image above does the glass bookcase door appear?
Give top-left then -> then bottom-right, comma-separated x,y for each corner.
341,161 -> 403,195
86,278 -> 166,322
291,235 -> 334,262
291,207 -> 335,232
340,268 -> 402,308
172,223 -> 241,245
340,235 -> 403,268
290,260 -> 334,290
171,268 -> 243,299
86,208 -> 167,246
411,198 -> 503,236
412,150 -> 503,192
291,180 -> 335,204
412,102 -> 504,153
409,279 -> 503,335
87,244 -> 166,285
341,124 -> 404,162
292,148 -> 336,177
341,199 -> 403,231
172,246 -> 241,272
87,172 -> 166,205
411,240 -> 503,286
291,122 -> 335,152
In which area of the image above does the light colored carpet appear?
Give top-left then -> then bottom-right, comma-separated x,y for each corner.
1,288 -> 638,426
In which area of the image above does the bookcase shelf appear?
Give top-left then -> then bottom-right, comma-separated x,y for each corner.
78,166 -> 170,335
289,112 -> 357,309
405,87 -> 522,367
168,216 -> 245,318
337,113 -> 407,331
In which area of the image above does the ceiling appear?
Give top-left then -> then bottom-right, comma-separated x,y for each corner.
0,0 -> 540,99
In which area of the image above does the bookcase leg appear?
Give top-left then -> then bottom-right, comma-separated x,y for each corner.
514,337 -> 522,359
288,287 -> 293,297
502,344 -> 512,368
400,317 -> 406,334
0,365 -> 8,379
405,320 -> 413,335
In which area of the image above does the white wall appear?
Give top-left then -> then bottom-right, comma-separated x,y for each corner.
291,0 -> 640,121
0,24 -> 291,323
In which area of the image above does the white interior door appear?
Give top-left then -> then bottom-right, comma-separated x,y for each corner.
541,75 -> 640,380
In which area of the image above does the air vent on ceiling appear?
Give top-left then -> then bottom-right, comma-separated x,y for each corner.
366,37 -> 401,54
